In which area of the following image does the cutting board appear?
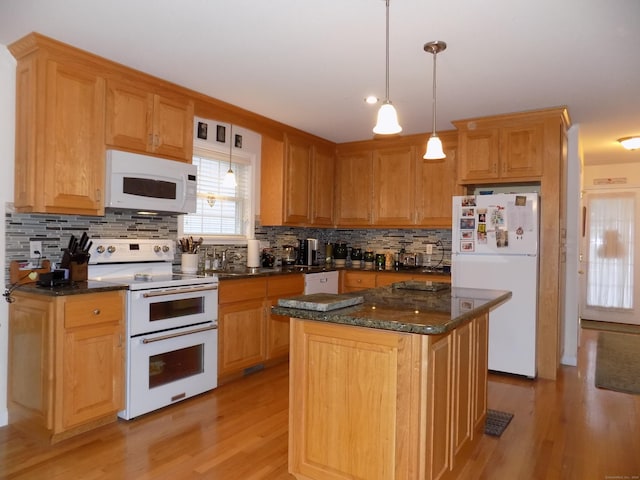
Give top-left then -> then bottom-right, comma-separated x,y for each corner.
277,293 -> 364,311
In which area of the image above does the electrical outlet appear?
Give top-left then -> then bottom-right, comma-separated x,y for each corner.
29,241 -> 42,259
426,244 -> 433,255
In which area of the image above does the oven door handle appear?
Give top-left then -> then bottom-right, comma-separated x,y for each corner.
141,285 -> 218,298
141,324 -> 218,344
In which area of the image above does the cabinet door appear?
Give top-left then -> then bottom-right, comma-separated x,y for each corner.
342,271 -> 376,292
283,134 -> 312,224
43,61 -> 105,215
105,80 -> 152,153
335,151 -> 373,226
151,94 -> 194,161
8,295 -> 54,429
218,299 -> 267,376
311,144 -> 336,226
450,321 -> 473,469
373,146 -> 416,225
267,275 -> 304,359
426,333 -> 452,480
472,313 -> 489,436
415,133 -> 464,227
457,127 -> 500,182
60,293 -> 124,430
500,122 -> 544,178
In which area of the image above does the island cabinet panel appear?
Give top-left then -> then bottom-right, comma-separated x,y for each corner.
8,290 -> 125,443
289,314 -> 488,480
289,320 -> 422,480
105,79 -> 194,162
472,313 -> 489,435
266,275 -> 304,360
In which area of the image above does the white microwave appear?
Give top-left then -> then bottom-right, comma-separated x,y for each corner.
105,150 -> 197,214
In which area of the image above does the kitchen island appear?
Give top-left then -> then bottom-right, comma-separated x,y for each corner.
272,283 -> 511,480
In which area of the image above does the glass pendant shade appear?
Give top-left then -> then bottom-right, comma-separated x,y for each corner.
223,168 -> 237,188
373,102 -> 402,135
424,133 -> 445,159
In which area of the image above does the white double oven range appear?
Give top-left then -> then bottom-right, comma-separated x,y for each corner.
88,238 -> 218,420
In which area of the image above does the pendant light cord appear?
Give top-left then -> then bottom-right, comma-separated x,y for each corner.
384,0 -> 390,102
431,51 -> 437,135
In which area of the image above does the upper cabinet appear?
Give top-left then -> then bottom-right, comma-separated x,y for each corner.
454,111 -> 550,184
335,132 -> 461,228
260,132 -> 336,226
106,79 -> 194,162
10,34 -> 106,216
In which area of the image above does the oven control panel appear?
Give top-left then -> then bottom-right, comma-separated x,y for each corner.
89,238 -> 175,264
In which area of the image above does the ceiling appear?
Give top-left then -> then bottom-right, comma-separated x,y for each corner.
0,0 -> 639,166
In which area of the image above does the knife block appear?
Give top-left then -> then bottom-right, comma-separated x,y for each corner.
70,260 -> 88,282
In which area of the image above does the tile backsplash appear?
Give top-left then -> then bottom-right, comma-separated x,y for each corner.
4,205 -> 451,283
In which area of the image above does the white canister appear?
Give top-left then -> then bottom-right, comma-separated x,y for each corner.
181,253 -> 199,274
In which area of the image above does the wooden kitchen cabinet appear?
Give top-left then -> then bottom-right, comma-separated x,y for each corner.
218,274 -> 303,383
415,131 -> 465,227
335,148 -> 374,226
335,132 -> 461,228
454,111 -> 547,184
260,133 -> 336,226
289,312 -> 486,480
341,269 -> 451,293
106,79 -> 194,162
10,34 -> 106,216
8,289 -> 125,443
266,274 -> 305,359
373,145 -> 416,225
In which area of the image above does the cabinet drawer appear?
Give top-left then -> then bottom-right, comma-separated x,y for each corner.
219,277 -> 267,304
267,274 -> 304,297
64,291 -> 124,328
343,271 -> 376,288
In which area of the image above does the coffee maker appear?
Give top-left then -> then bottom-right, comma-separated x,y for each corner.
297,238 -> 319,266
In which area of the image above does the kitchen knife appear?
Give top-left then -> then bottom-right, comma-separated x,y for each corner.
78,232 -> 88,251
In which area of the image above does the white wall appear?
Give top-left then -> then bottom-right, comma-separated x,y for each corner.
0,45 -> 16,426
561,125 -> 582,366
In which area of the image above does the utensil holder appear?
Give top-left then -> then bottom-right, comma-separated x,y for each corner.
181,253 -> 199,274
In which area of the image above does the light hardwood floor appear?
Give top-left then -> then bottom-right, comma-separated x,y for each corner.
1,327 -> 639,479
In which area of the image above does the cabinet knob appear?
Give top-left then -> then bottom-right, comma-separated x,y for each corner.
93,309 -> 101,315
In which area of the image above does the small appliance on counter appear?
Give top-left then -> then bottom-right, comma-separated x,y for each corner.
297,238 -> 319,266
282,245 -> 298,265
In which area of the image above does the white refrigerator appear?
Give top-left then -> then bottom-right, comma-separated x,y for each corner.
452,193 -> 539,378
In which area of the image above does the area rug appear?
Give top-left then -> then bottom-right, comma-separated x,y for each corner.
581,319 -> 640,335
484,409 -> 514,437
595,331 -> 640,395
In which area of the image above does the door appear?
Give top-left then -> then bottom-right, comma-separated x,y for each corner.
580,189 -> 640,325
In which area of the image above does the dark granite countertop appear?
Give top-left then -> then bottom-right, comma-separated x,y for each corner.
15,280 -> 128,297
214,264 -> 450,280
271,284 -> 511,335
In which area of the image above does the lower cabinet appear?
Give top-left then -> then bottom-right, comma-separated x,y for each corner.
218,274 -> 304,382
8,290 -> 125,443
289,313 -> 487,480
341,269 -> 451,292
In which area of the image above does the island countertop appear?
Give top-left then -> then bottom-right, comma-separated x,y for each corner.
271,283 -> 511,335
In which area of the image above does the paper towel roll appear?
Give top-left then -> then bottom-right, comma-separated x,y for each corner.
247,239 -> 260,268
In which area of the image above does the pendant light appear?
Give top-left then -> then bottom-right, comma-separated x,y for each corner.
423,41 -> 447,159
222,125 -> 237,188
373,0 -> 402,135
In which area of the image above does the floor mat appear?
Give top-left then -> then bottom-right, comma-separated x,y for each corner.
595,331 -> 640,395
484,409 -> 514,437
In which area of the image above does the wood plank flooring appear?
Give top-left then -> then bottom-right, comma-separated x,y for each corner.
1,327 -> 639,479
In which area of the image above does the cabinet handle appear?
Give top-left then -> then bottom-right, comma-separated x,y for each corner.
93,308 -> 101,315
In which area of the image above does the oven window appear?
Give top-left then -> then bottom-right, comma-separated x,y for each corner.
149,344 -> 204,389
149,297 -> 205,321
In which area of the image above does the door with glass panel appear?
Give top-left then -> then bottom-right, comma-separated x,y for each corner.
580,189 -> 640,325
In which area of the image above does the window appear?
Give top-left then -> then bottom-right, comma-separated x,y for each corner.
181,144 -> 255,243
